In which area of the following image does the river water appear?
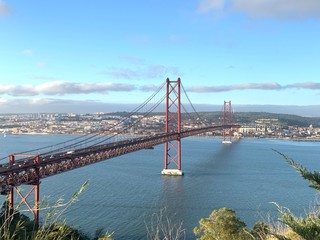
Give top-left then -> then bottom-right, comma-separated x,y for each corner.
0,134 -> 319,239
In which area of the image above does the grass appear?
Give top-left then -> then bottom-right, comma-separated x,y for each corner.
0,181 -> 109,240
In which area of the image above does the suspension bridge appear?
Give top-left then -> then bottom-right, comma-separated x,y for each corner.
0,78 -> 240,224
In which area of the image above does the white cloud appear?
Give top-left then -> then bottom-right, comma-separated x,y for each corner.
1,81 -> 320,97
286,82 -> 320,89
0,81 -> 136,96
189,82 -> 320,92
36,81 -> 135,95
0,0 -> 11,16
0,98 -> 141,113
0,97 -> 8,103
189,82 -> 282,92
197,0 -> 320,19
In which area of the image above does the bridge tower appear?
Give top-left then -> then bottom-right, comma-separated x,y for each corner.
161,78 -> 183,176
8,154 -> 40,225
222,100 -> 233,144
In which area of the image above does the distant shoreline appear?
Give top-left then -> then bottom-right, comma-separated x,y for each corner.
3,132 -> 320,143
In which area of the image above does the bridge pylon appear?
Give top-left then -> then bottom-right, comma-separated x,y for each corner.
222,100 -> 233,144
161,78 -> 183,176
8,154 -> 40,225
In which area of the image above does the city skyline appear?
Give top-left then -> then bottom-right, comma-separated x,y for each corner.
1,0 -> 320,114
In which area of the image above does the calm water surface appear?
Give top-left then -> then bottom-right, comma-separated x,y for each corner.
0,135 -> 319,239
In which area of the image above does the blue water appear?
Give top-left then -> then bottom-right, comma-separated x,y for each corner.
0,135 -> 319,239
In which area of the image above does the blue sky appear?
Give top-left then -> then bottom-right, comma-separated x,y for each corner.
1,0 -> 320,113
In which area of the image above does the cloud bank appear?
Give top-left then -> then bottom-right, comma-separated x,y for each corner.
198,0 -> 320,19
189,82 -> 320,92
189,82 -> 282,92
0,81 -> 319,97
1,98 -> 320,116
0,82 -> 136,96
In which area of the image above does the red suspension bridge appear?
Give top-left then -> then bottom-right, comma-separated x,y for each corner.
0,78 -> 240,224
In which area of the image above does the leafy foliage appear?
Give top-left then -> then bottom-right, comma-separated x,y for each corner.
250,222 -> 271,240
273,203 -> 320,240
193,207 -> 253,240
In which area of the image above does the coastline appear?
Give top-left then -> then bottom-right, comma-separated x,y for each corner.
4,132 -> 320,142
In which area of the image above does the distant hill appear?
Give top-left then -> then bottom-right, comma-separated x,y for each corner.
234,112 -> 320,127
199,112 -> 320,128
107,111 -> 320,128
1,102 -> 320,117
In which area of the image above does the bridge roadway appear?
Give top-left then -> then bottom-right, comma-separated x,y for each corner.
0,124 -> 239,192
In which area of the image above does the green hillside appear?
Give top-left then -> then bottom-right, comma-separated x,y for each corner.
190,112 -> 320,128
107,111 -> 320,128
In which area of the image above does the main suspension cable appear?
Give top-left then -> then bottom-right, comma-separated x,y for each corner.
0,81 -> 167,161
82,93 -> 167,148
38,81 -> 167,156
181,83 -> 204,124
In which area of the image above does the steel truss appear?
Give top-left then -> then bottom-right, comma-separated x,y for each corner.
223,101 -> 233,142
163,78 -> 182,174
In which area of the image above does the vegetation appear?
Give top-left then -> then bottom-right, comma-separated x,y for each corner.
193,207 -> 253,240
0,181 -> 113,240
145,207 -> 185,240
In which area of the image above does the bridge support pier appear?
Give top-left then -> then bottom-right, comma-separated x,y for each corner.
162,78 -> 183,176
161,169 -> 183,176
8,155 -> 40,225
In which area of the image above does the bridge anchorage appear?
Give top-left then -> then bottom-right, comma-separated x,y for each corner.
0,77 -> 240,223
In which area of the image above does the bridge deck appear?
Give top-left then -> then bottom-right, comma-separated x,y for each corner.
0,124 -> 239,192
